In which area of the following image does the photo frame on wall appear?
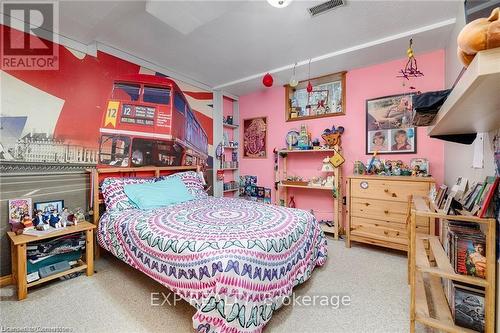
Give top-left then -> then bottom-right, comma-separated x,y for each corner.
285,71 -> 346,122
366,93 -> 416,154
243,117 -> 267,158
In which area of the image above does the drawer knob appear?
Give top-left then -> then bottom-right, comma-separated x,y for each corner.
384,210 -> 389,214
392,193 -> 397,197
384,189 -> 389,193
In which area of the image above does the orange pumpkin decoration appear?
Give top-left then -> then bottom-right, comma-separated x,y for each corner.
457,7 -> 500,67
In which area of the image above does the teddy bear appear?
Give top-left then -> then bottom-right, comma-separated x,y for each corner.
321,126 -> 345,148
457,7 -> 500,67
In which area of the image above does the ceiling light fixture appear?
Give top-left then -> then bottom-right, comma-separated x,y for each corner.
267,0 -> 292,8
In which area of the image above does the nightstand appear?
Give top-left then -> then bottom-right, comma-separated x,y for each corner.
7,221 -> 96,300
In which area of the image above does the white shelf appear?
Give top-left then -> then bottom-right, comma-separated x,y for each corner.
223,188 -> 239,193
223,123 -> 238,129
221,168 -> 238,171
222,146 -> 238,149
428,48 -> 500,136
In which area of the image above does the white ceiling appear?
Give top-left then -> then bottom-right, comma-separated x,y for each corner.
56,1 -> 460,94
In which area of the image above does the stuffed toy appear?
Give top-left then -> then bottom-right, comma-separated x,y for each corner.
321,126 -> 345,148
457,7 -> 500,67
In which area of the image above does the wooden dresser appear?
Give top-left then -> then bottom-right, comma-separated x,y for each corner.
346,175 -> 435,252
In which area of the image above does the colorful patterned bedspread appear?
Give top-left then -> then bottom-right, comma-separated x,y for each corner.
98,197 -> 327,333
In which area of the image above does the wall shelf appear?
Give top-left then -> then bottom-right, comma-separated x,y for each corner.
214,92 -> 240,198
428,48 -> 500,136
278,149 -> 337,154
223,188 -> 239,193
278,183 -> 333,191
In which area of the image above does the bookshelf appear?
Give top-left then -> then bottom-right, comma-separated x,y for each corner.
213,91 -> 240,198
409,196 -> 496,333
275,146 -> 342,239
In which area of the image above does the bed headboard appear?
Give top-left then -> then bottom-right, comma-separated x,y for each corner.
89,165 -> 201,258
89,165 -> 201,226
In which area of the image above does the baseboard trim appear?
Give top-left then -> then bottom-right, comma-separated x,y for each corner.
0,274 -> 13,287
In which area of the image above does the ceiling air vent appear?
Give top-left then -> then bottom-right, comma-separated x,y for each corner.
308,0 -> 345,17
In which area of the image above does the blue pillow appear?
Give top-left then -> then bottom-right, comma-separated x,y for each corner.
124,177 -> 194,210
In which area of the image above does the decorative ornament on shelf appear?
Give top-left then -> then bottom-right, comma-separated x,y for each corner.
289,63 -> 299,87
263,73 -> 273,87
321,157 -> 335,172
397,38 -> 424,80
266,0 -> 292,8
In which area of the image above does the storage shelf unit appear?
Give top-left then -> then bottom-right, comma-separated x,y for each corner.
428,48 -> 500,136
276,146 -> 342,239
409,196 -> 496,333
213,91 -> 240,197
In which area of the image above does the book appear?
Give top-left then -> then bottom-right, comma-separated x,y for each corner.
446,222 -> 486,278
453,283 -> 485,332
477,176 -> 499,218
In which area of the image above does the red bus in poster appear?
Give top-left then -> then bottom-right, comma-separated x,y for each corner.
98,74 -> 208,168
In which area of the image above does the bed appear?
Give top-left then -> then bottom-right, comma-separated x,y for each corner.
91,166 -> 328,333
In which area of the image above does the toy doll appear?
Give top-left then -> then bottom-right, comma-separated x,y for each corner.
60,207 -> 70,227
49,210 -> 62,228
21,215 -> 34,230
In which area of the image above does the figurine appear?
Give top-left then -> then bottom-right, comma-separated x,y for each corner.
321,125 -> 345,148
49,210 -> 62,228
321,157 -> 335,172
60,207 -> 70,227
323,176 -> 334,188
288,196 -> 296,208
33,210 -> 44,226
73,208 -> 85,225
21,215 -> 34,230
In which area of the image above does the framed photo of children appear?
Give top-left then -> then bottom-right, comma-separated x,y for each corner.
366,93 -> 416,154
243,117 -> 267,158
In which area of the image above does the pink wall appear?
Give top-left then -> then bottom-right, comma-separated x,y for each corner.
239,50 -> 445,224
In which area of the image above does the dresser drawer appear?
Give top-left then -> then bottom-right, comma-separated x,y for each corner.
350,216 -> 429,246
350,216 -> 429,235
351,198 -> 407,223
350,178 -> 430,202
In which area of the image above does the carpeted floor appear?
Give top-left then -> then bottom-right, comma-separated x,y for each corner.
0,237 -> 416,333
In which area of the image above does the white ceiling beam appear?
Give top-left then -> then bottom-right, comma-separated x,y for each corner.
213,18 -> 456,90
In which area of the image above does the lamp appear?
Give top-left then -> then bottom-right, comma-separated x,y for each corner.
267,0 -> 292,8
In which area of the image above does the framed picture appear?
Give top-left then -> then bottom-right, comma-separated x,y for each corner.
243,117 -> 267,158
8,198 -> 32,222
366,93 -> 417,154
34,200 -> 64,214
285,71 -> 346,121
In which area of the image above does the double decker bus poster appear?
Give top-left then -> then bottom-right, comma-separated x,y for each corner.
1,25 -> 214,173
